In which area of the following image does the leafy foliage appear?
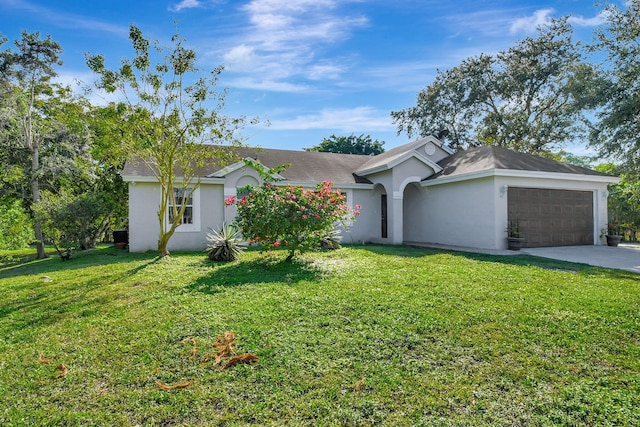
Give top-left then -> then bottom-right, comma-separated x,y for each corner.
34,190 -> 112,259
589,1 -> 640,175
0,30 -> 64,259
595,163 -> 640,240
229,180 -> 359,261
86,25 -> 251,257
392,19 -> 603,155
305,133 -> 385,155
206,224 -> 245,262
0,198 -> 33,249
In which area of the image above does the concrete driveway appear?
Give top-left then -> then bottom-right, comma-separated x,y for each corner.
523,243 -> 640,274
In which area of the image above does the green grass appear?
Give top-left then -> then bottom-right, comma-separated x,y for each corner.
1,245 -> 639,426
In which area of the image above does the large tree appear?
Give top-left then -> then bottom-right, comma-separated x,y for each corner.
86,26 -> 251,257
0,31 -> 64,258
589,1 -> 640,174
305,133 -> 385,155
392,19 -> 603,155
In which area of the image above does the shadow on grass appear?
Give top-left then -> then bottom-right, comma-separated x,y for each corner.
0,250 -> 163,335
187,255 -> 325,294
354,244 -> 639,280
0,246 -> 159,280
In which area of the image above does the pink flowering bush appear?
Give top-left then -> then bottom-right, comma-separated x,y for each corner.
227,181 -> 360,261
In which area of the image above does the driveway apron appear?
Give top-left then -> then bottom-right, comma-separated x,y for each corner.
523,243 -> 640,274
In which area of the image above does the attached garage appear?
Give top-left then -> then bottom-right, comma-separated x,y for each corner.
508,187 -> 594,247
422,145 -> 618,251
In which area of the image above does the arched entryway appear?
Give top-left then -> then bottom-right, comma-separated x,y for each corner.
402,182 -> 423,244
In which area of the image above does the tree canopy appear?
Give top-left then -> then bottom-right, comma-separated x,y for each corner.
588,1 -> 640,175
86,25 -> 252,257
391,19 -> 604,156
305,134 -> 385,155
0,31 -> 65,258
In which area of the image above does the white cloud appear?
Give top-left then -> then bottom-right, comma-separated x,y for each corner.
307,64 -> 344,81
0,0 -> 128,36
170,0 -> 202,12
214,0 -> 367,90
509,8 -> 554,34
224,76 -> 310,93
568,10 -> 610,27
443,9 -> 527,38
240,0 -> 368,49
268,107 -> 394,131
223,44 -> 258,69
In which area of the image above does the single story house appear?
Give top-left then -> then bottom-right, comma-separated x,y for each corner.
121,136 -> 619,252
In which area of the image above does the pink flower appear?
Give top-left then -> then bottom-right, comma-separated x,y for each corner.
273,240 -> 281,247
224,195 -> 236,206
302,215 -> 308,219
354,204 -> 362,209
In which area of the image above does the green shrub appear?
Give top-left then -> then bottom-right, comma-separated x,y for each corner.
0,198 -> 33,250
34,190 -> 112,260
228,180 -> 359,261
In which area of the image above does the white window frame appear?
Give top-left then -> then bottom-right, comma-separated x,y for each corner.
167,186 -> 201,232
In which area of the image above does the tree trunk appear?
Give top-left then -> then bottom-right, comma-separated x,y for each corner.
157,233 -> 171,257
30,145 -> 46,259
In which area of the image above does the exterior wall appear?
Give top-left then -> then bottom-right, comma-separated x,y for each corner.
127,163 -> 613,252
345,186 -> 384,244
168,184 -> 225,251
128,181 -> 225,252
416,177 -> 498,249
128,177 -> 374,252
403,182 -> 424,242
128,182 -> 161,252
223,166 -> 262,224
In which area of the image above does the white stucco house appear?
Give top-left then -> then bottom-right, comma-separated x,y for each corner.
121,136 -> 619,252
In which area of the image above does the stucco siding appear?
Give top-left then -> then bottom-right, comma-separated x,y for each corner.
168,184 -> 225,251
417,178 -> 498,249
342,188 -> 379,244
128,182 -> 161,252
128,182 -> 225,252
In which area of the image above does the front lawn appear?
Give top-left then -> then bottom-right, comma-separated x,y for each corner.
1,245 -> 638,426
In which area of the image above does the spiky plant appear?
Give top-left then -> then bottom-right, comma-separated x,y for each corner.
319,228 -> 342,250
206,224 -> 245,262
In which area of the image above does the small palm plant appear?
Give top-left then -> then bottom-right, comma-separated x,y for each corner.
319,228 -> 343,250
206,224 -> 245,262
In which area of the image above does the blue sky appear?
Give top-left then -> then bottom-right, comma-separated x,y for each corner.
0,0 -> 617,153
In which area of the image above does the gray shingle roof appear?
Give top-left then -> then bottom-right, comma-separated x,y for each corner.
217,147 -> 373,184
121,146 -> 373,185
121,143 -> 612,185
427,145 -> 611,180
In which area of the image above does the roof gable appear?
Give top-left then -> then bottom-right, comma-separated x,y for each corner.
355,136 -> 449,176
206,158 -> 285,181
